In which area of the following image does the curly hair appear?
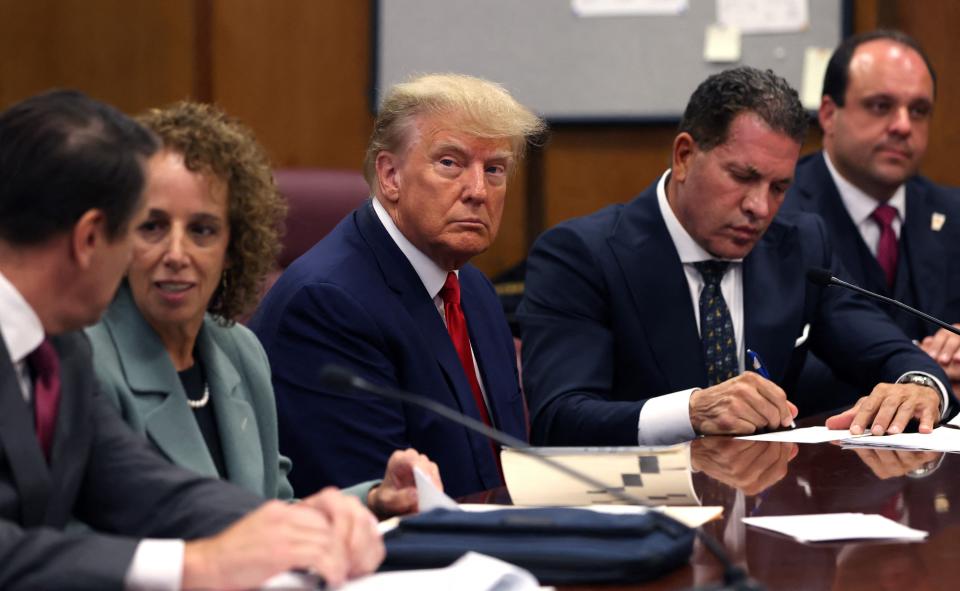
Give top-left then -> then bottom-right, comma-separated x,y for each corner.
678,67 -> 808,152
137,102 -> 286,323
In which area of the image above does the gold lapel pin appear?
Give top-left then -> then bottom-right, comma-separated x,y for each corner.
932,212 -> 946,232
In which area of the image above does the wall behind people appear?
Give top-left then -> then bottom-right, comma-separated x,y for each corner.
0,0 -> 956,276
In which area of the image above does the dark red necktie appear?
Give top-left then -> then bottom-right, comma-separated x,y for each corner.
27,339 -> 61,461
439,272 -> 493,427
871,204 -> 899,289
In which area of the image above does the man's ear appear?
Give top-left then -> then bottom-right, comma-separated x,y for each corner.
375,151 -> 402,204
671,132 -> 697,183
818,96 -> 837,136
70,209 -> 106,270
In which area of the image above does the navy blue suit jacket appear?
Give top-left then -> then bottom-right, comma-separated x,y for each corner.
250,201 -> 527,498
783,152 -> 960,338
782,152 -> 960,409
518,179 -> 953,446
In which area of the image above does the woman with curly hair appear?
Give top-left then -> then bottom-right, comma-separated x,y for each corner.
86,102 -> 439,515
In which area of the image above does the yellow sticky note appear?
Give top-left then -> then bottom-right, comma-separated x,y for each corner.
704,24 -> 741,63
801,47 -> 833,109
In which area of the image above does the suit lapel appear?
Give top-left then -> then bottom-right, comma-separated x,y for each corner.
742,223 -> 806,381
105,288 -> 218,478
45,334 -> 94,526
796,154 -> 886,290
608,187 -> 707,389
198,324 -> 263,492
903,182 -> 946,317
356,203 -> 500,487
460,273 -> 510,428
0,339 -> 50,526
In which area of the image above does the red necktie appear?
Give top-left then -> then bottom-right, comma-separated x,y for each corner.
439,272 -> 493,427
27,339 -> 61,461
871,204 -> 899,289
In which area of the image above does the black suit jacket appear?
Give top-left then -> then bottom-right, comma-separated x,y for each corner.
0,332 -> 263,590
518,179 -> 954,445
782,152 -> 960,409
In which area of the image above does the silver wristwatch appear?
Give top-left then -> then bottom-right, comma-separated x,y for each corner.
899,373 -> 938,391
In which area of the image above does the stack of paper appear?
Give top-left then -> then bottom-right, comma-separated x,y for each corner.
742,513 -> 927,543
500,445 -> 698,506
839,426 -> 960,453
737,426 -> 856,443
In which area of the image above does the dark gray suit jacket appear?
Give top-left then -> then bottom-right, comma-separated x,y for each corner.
0,332 -> 263,590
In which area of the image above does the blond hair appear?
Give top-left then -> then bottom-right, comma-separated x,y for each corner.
363,73 -> 546,191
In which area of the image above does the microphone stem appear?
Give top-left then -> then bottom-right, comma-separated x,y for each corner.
336,371 -> 754,587
830,277 -> 960,337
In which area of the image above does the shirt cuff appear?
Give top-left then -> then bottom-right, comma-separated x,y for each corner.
897,371 -> 950,420
637,388 -> 697,445
124,539 -> 184,591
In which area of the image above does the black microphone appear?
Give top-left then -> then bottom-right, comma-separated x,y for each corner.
319,364 -> 764,591
806,268 -> 960,337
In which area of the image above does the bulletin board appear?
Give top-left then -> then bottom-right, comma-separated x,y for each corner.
373,0 -> 851,122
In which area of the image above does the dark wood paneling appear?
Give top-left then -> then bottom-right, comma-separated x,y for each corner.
209,0 -> 373,170
3,0 -> 958,277
892,0 -> 960,185
0,0 -> 195,113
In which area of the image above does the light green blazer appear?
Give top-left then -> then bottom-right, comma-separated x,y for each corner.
86,285 -> 375,502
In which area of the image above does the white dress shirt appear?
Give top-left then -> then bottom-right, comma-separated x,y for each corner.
0,269 -> 184,591
372,198 -> 492,409
823,151 -> 906,255
636,171 -> 744,445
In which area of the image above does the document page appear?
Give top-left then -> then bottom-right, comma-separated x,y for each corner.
742,513 -> 927,543
736,426 -> 857,443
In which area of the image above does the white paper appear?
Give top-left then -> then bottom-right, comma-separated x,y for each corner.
736,426 -> 856,443
716,0 -> 808,34
415,465 -> 460,511
840,426 -> 960,453
801,46 -> 833,109
501,445 -> 697,506
340,552 -> 542,591
704,24 -> 742,63
743,513 -> 927,542
572,0 -> 687,17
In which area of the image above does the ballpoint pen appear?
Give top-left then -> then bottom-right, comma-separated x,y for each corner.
746,348 -> 796,429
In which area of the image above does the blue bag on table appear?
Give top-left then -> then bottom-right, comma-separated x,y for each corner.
381,507 -> 695,584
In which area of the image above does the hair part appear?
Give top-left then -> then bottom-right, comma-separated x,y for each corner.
0,89 -> 158,245
138,102 -> 287,324
678,66 -> 808,151
363,73 -> 546,191
822,29 -> 937,107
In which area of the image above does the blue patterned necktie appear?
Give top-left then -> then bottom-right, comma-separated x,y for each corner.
694,261 -> 738,386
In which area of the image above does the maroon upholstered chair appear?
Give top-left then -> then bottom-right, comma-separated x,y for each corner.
242,169 -> 369,322
274,169 -> 370,269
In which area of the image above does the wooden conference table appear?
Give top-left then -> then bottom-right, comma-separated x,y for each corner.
462,419 -> 960,591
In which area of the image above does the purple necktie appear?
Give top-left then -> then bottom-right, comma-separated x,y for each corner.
27,339 -> 61,461
871,204 -> 899,289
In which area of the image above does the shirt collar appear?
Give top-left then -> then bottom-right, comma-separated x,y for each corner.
372,198 -> 455,300
656,169 -> 742,264
824,151 -> 906,225
0,269 -> 44,364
